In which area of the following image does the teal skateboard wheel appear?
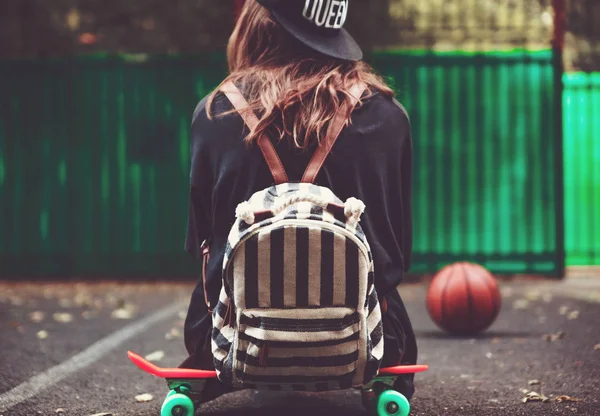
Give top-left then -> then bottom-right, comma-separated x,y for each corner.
160,393 -> 194,416
376,390 -> 410,416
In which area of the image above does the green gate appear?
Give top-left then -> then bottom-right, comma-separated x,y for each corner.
564,72 -> 600,266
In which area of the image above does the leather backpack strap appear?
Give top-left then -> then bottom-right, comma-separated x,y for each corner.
301,82 -> 367,184
221,81 -> 289,184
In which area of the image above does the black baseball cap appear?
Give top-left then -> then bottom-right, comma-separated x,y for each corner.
256,0 -> 363,61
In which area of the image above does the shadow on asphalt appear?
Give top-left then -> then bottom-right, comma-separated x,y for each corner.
414,329 -> 545,339
194,390 -> 368,416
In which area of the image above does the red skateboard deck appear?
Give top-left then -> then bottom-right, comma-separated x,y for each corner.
127,350 -> 428,416
128,351 -> 217,379
128,350 -> 428,380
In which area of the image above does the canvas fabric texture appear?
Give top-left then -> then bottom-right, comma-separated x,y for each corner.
211,182 -> 384,391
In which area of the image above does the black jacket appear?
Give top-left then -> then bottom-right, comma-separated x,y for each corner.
185,88 -> 413,306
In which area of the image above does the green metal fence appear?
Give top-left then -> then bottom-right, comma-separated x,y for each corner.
372,50 -> 559,274
0,51 -> 563,277
564,72 -> 600,266
0,54 -> 228,277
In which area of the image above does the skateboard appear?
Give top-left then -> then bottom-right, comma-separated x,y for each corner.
128,350 -> 428,416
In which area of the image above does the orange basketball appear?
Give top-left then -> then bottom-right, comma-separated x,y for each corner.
426,262 -> 501,335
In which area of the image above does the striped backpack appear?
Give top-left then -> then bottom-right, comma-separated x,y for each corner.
210,81 -> 384,392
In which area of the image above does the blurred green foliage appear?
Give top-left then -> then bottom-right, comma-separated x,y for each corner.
0,0 -> 597,70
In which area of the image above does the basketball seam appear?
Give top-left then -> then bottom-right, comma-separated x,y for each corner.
462,263 -> 475,333
439,266 -> 454,331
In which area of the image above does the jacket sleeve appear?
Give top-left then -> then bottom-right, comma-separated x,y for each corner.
184,97 -> 213,259
390,98 -> 413,274
400,128 -> 413,272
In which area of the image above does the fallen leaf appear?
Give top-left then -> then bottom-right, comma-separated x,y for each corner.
81,310 -> 98,320
29,311 -> 45,323
525,290 -> 541,301
559,305 -> 569,315
79,32 -> 97,45
111,303 -> 136,320
567,310 -> 580,320
165,328 -> 182,340
542,293 -> 553,303
542,331 -> 565,342
178,310 -> 187,319
135,393 -> 153,403
485,352 -> 493,359
522,391 -> 550,403
594,344 -> 600,351
74,292 -> 93,307
8,321 -> 25,333
513,299 -> 529,310
144,351 -> 165,362
491,337 -> 501,344
58,298 -> 73,308
65,8 -> 81,31
10,296 -> 24,306
528,380 -> 541,386
555,396 -> 583,403
37,330 -> 49,339
56,409 -> 66,414
52,312 -> 73,323
111,309 -> 132,319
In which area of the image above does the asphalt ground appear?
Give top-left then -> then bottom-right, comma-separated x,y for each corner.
0,275 -> 599,416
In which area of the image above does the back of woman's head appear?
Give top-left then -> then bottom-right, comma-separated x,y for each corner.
207,0 -> 394,149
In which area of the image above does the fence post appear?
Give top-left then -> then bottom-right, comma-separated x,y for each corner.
553,0 -> 566,277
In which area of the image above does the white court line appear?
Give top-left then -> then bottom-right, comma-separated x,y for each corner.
0,301 -> 185,413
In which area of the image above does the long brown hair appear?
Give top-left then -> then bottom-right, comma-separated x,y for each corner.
207,0 -> 394,149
